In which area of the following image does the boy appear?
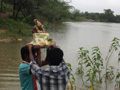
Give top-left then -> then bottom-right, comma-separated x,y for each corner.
19,45 -> 42,90
28,45 -> 70,90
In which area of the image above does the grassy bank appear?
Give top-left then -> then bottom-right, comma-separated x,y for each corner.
0,17 -> 52,43
0,18 -> 32,38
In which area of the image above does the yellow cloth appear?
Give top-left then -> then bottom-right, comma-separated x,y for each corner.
30,33 -> 50,45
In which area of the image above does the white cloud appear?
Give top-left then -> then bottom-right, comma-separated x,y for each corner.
69,0 -> 120,15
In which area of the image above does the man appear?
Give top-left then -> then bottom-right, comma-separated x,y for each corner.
28,45 -> 70,90
19,45 -> 47,90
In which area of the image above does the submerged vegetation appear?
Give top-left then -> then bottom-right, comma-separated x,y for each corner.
67,37 -> 120,90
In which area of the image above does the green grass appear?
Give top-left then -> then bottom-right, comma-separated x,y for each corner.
0,18 -> 32,38
0,33 -> 6,38
0,1 -> 52,38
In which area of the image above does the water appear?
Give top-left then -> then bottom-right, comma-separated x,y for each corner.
1,22 -> 120,90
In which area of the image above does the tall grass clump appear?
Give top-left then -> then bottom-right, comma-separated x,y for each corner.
0,18 -> 32,37
74,37 -> 120,90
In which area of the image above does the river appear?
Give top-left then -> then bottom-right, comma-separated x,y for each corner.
0,22 -> 120,90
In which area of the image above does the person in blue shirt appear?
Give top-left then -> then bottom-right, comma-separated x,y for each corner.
19,45 -> 36,90
19,45 -> 48,90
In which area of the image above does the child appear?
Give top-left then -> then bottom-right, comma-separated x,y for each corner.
19,45 -> 41,90
28,45 -> 70,90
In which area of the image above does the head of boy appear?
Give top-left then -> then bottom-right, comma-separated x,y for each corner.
46,46 -> 64,66
21,46 -> 36,62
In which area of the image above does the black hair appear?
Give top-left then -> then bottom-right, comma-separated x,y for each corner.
46,46 -> 63,65
21,46 -> 35,61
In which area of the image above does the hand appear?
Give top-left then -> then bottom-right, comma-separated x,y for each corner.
27,44 -> 33,50
27,44 -> 34,61
33,45 -> 40,52
41,25 -> 44,28
52,44 -> 56,47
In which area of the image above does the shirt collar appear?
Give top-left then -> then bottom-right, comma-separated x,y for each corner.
22,61 -> 30,65
49,61 -> 66,72
50,66 -> 59,70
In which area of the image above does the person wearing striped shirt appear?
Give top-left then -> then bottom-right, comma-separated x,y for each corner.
28,45 -> 70,90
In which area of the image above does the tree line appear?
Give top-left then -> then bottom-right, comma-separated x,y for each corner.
1,0 -> 120,23
0,0 -> 72,23
71,9 -> 120,23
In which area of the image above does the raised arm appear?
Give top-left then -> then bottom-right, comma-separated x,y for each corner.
32,45 -> 41,67
28,45 -> 34,61
28,45 -> 42,80
41,25 -> 46,33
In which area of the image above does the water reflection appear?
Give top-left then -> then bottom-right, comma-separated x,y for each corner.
0,39 -> 30,90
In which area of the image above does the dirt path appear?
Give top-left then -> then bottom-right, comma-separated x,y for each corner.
0,12 -> 8,18
0,29 -> 6,33
0,38 -> 11,42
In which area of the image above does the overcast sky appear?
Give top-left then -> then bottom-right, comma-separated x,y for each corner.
69,0 -> 120,15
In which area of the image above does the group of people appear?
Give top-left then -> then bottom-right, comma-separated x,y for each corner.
18,19 -> 70,90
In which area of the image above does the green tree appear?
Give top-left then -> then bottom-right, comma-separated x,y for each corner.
0,0 -> 3,12
36,0 -> 72,22
115,15 -> 120,23
103,9 -> 115,22
71,9 -> 81,19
